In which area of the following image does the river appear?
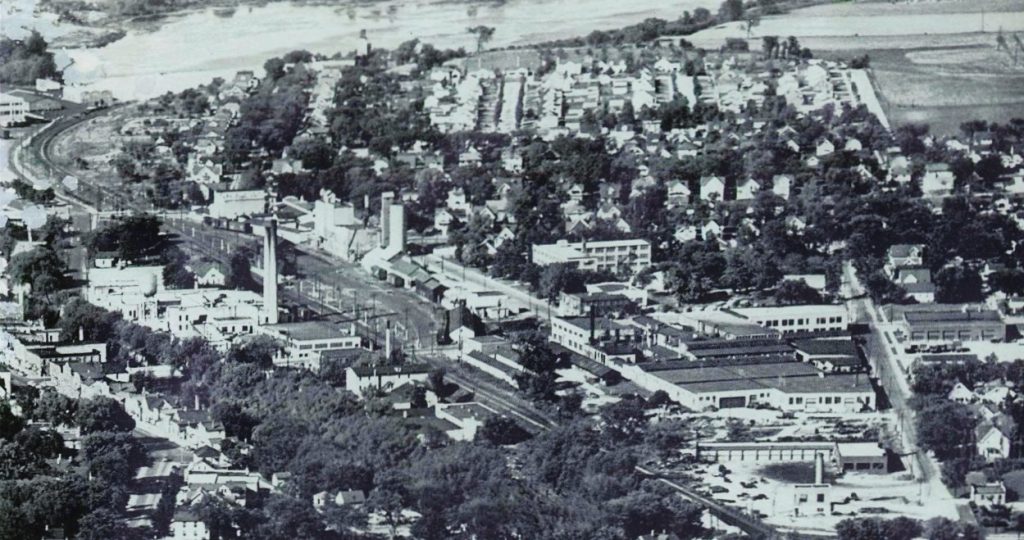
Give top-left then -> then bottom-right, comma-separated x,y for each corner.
6,0 -> 716,100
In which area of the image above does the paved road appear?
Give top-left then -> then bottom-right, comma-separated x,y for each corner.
19,109 -> 792,539
842,262 -> 960,519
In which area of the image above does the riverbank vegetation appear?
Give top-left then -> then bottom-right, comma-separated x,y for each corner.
0,31 -> 60,86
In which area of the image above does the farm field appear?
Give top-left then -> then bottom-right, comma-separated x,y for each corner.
828,44 -> 1024,135
689,0 -> 1024,134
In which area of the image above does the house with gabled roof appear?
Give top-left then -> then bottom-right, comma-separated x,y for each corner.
700,176 -> 725,202
772,175 -> 793,200
667,180 -> 691,207
947,381 -> 976,404
815,139 -> 835,157
977,413 -> 1016,461
735,178 -> 760,201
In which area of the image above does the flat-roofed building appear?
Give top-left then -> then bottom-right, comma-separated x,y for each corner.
620,358 -> 874,413
208,187 -> 265,219
531,239 -> 651,275
698,441 -> 837,463
901,308 -> 1005,342
259,320 -> 362,370
549,316 -> 640,365
834,442 -> 888,473
558,291 -> 633,317
0,92 -> 29,126
730,305 -> 848,334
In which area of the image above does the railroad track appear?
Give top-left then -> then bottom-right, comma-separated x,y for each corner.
15,111 -> 791,540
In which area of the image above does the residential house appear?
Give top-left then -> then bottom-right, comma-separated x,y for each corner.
922,163 -> 955,197
735,178 -> 760,201
971,482 -> 1007,506
699,176 -> 726,202
815,139 -> 835,157
191,261 -> 226,287
947,381 -> 976,404
345,364 -> 431,398
667,180 -> 691,206
772,175 -> 793,200
977,414 -> 1016,461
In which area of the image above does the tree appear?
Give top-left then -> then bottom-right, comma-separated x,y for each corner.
718,0 -> 744,22
33,391 -> 77,428
226,246 -> 258,291
644,418 -> 691,461
836,517 -> 923,540
77,508 -> 134,540
924,517 -> 981,540
0,402 -> 25,440
915,401 -> 976,459
255,495 -> 325,539
76,397 -> 136,434
761,35 -> 779,58
599,398 -> 648,446
934,265 -> 983,303
477,416 -> 530,446
774,279 -> 824,305
83,214 -> 163,262
82,432 -> 147,485
427,368 -> 447,396
537,263 -> 585,302
467,25 -> 495,53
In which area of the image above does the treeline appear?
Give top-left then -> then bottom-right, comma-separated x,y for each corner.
532,0 -> 799,48
223,53 -> 316,166
0,31 -> 60,86
0,389 -> 155,539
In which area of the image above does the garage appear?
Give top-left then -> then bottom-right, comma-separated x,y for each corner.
719,396 -> 747,408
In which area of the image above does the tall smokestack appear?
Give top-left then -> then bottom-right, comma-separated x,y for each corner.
385,320 -> 392,360
388,203 -> 406,253
263,219 -> 279,324
814,452 -> 824,484
380,192 -> 395,248
589,305 -> 596,343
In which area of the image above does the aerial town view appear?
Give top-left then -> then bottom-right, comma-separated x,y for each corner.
1,0 -> 1024,538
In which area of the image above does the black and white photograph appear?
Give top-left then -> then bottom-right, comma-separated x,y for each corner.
1,0 -> 1024,538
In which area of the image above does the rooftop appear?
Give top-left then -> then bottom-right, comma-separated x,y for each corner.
263,320 -> 352,341
903,310 -> 1002,324
792,339 -> 858,357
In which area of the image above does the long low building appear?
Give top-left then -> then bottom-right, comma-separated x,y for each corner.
900,308 -> 1006,342
698,441 -> 837,463
621,358 -> 875,413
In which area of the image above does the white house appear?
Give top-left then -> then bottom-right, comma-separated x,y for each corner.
735,178 -> 760,201
947,381 -> 975,404
191,261 -> 226,287
976,415 -> 1015,461
700,176 -> 725,202
922,163 -> 955,197
815,139 -> 835,157
771,175 -> 793,200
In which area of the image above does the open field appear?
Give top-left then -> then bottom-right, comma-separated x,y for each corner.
688,0 -> 1024,135
833,44 -> 1024,135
